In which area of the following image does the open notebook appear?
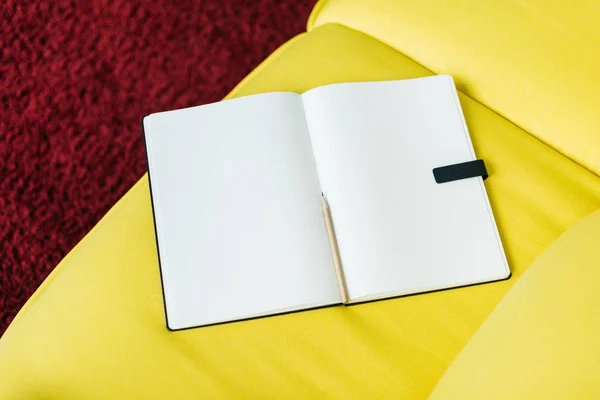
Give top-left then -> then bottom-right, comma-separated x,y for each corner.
143,75 -> 510,330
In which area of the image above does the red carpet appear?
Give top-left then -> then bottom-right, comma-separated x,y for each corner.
0,0 -> 317,335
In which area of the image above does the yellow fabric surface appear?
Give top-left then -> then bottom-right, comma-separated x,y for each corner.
309,0 -> 600,177
1,24 -> 600,399
429,209 -> 600,399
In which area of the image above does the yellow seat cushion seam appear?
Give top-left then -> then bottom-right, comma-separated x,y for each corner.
307,0 -> 329,32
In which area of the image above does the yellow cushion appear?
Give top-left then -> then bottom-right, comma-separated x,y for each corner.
429,209 -> 600,399
1,24 -> 599,399
310,0 -> 600,176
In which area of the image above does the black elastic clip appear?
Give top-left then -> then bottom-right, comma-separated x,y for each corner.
433,159 -> 488,184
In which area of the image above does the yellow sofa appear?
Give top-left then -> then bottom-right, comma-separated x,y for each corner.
2,1 -> 600,398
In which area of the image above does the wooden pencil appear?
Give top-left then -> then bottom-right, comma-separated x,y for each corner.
322,195 -> 349,304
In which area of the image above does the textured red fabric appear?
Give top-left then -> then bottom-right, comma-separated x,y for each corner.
0,0 -> 317,335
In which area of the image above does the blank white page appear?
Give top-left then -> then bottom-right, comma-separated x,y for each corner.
302,76 -> 509,302
144,92 -> 341,330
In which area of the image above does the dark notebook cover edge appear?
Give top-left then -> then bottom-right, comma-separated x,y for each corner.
142,116 -> 176,331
